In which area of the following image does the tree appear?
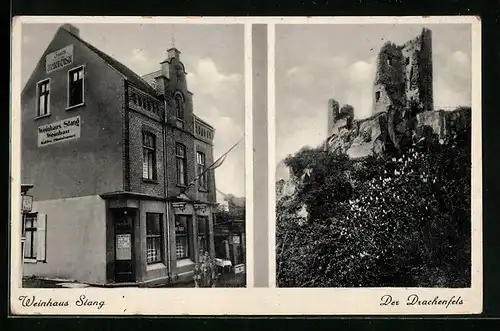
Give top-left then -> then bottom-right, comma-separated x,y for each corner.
276,126 -> 471,287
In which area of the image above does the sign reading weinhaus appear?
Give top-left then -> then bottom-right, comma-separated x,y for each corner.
38,116 -> 81,147
46,45 -> 74,73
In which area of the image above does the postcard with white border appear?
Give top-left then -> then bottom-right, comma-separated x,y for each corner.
10,16 -> 481,315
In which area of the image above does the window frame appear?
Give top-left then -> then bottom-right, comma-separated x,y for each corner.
175,215 -> 191,260
175,143 -> 188,186
174,92 -> 185,129
174,92 -> 185,119
23,213 -> 38,261
146,213 -> 163,265
142,131 -> 157,181
66,65 -> 86,110
36,78 -> 51,118
196,151 -> 207,190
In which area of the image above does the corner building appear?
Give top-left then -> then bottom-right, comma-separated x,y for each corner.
21,24 -> 217,286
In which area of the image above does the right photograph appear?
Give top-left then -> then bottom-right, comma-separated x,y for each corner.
275,23 -> 473,288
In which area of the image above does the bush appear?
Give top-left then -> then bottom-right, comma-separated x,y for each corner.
276,126 -> 471,287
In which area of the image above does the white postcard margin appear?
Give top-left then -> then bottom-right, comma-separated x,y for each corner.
10,16 -> 482,315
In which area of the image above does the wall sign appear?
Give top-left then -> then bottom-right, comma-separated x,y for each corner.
38,116 -> 81,147
234,264 -> 245,274
116,234 -> 132,260
46,45 -> 74,73
21,195 -> 33,212
194,203 -> 207,213
172,202 -> 187,212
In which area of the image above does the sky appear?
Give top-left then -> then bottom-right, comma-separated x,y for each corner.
275,24 -> 472,164
21,23 -> 245,201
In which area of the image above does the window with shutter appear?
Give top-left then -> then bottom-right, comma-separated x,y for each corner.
37,214 -> 47,262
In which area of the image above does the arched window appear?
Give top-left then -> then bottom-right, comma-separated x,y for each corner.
174,92 -> 185,120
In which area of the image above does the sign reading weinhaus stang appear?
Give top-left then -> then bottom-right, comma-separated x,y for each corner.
38,116 -> 81,147
46,45 -> 74,73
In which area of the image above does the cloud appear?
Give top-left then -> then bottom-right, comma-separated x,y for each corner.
123,48 -> 158,75
186,57 -> 245,199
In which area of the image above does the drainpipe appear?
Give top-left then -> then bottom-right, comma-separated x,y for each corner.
163,99 -> 172,282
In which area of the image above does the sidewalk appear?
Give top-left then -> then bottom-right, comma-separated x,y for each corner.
22,272 -> 247,288
163,272 -> 247,288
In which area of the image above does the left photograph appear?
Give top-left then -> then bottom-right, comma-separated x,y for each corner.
18,22 -> 246,288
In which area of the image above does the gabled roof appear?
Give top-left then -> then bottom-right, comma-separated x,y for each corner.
60,27 -> 158,96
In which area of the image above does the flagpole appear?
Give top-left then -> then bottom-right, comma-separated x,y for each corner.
181,139 -> 242,194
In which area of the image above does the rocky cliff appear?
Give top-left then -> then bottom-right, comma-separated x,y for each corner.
325,106 -> 471,160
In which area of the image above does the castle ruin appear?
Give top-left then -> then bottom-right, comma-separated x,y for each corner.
373,28 -> 433,115
324,28 -> 469,159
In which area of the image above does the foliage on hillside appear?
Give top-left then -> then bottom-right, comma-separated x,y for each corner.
276,125 -> 471,287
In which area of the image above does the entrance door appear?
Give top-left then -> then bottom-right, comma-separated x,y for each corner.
114,210 -> 135,283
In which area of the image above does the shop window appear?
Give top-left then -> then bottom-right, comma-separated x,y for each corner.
176,143 -> 187,186
23,213 -> 47,262
175,215 -> 191,259
37,79 -> 50,117
146,213 -> 163,264
142,132 -> 157,180
68,66 -> 84,107
196,151 -> 207,190
197,216 -> 209,255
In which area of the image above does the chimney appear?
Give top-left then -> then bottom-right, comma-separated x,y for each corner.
167,47 -> 181,61
61,23 -> 80,37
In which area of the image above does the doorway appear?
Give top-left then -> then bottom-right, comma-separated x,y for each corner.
113,209 -> 136,283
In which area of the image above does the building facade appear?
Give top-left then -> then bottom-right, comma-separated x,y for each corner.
21,24 -> 217,286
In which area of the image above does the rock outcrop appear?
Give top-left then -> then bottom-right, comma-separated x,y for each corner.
325,107 -> 471,160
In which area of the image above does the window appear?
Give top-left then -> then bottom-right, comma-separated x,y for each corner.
142,132 -> 157,180
146,213 -> 163,264
68,66 -> 84,107
176,143 -> 187,186
175,215 -> 190,259
375,91 -> 381,102
37,80 -> 50,117
406,57 -> 410,65
24,214 -> 37,259
196,151 -> 207,189
23,213 -> 47,262
174,92 -> 184,120
197,216 -> 209,255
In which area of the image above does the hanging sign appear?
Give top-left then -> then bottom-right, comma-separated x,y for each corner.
38,116 -> 81,147
46,45 -> 74,73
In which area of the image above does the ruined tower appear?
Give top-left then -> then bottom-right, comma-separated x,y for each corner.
373,28 -> 433,116
327,98 -> 340,138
